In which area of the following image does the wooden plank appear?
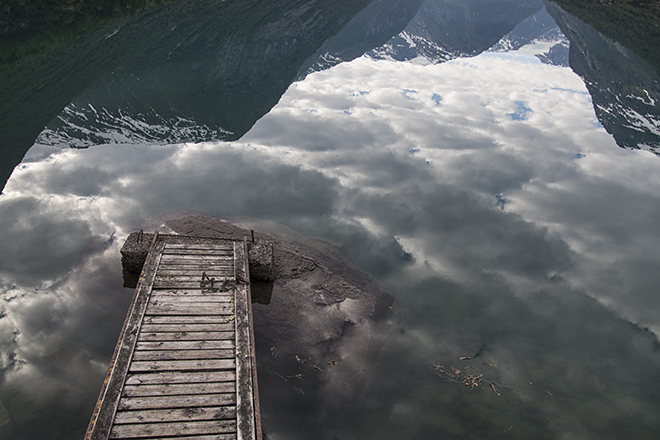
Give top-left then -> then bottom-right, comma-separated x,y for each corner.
151,289 -> 233,296
164,243 -> 234,250
157,264 -> 234,271
154,274 -> 232,282
161,242 -> 234,249
158,261 -> 234,268
138,332 -> 235,342
145,300 -> 234,312
163,248 -> 234,261
160,254 -> 235,261
155,278 -> 233,287
159,254 -> 232,261
142,316 -> 236,325
146,298 -> 233,307
153,279 -> 233,288
129,359 -> 235,373
122,382 -> 235,397
146,296 -> 233,305
154,275 -> 233,283
109,419 -> 237,438
86,239 -> 166,440
241,239 -> 263,440
149,289 -> 234,297
159,262 -> 234,268
136,340 -> 234,351
150,290 -> 229,298
117,394 -> 236,411
128,435 -> 236,440
145,304 -> 234,316
140,323 -> 235,333
152,283 -> 234,290
233,240 -> 257,440
148,295 -> 233,304
156,270 -> 233,276
148,297 -> 234,306
163,244 -> 233,251
132,349 -> 235,361
125,371 -> 236,386
159,256 -> 233,261
145,303 -> 235,313
153,282 -> 235,290
113,406 -> 236,424
162,242 -> 233,249
157,265 -> 233,271
155,270 -> 234,277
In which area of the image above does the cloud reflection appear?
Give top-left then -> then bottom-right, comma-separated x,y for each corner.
243,54 -> 660,334
2,49 -> 660,438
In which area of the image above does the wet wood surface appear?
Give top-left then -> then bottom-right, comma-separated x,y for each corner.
86,235 -> 259,440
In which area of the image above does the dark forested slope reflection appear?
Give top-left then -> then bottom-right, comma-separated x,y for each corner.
37,0 -> 551,150
0,0 -> 371,189
545,0 -> 660,155
3,0 -> 660,195
548,0 -> 660,75
0,0 -> 172,190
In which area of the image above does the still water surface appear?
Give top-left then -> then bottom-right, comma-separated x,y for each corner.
1,1 -> 660,439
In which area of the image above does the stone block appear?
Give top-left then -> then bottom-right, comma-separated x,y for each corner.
120,231 -> 154,274
248,241 -> 274,282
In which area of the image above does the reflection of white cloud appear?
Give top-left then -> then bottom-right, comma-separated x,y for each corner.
3,53 -> 657,336
0,238 -> 132,438
3,47 -> 660,439
244,54 -> 660,334
8,52 -> 649,334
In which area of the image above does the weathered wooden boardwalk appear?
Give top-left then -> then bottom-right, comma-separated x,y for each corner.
86,233 -> 261,440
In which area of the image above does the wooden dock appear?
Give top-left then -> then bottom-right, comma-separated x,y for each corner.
86,233 -> 262,440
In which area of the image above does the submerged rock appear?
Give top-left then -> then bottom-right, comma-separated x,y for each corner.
126,212 -> 395,434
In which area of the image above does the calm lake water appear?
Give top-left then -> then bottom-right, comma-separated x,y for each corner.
2,1 -> 660,439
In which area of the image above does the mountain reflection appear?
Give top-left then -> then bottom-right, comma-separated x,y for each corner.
21,0 -> 660,164
0,0 -> 372,189
2,1 -> 660,440
546,1 -> 660,154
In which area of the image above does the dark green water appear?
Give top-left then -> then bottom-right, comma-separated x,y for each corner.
1,1 -> 660,439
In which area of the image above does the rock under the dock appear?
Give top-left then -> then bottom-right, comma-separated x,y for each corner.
127,212 -> 395,435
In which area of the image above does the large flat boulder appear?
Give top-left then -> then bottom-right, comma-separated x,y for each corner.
127,212 -> 395,437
